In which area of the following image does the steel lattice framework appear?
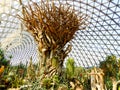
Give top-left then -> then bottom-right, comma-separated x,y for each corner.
0,0 -> 120,67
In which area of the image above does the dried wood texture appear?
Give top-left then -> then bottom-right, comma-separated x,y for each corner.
18,0 -> 88,78
19,0 -> 87,50
90,68 -> 104,90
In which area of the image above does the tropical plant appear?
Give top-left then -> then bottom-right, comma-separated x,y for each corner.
104,76 -> 113,90
0,49 -> 10,68
0,48 -> 11,89
75,67 -> 90,89
18,0 -> 88,87
0,60 -> 27,89
100,55 -> 119,77
66,58 -> 75,80
99,55 -> 120,90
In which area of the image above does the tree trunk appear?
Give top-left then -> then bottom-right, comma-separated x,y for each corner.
38,39 -> 71,80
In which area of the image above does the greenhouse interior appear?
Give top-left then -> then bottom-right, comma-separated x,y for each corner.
0,0 -> 120,90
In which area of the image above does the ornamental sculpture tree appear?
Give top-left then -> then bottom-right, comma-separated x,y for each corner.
18,0 -> 88,80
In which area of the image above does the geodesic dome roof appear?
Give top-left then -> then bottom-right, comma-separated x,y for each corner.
0,0 -> 120,67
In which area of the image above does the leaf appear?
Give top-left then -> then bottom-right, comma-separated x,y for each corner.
66,58 -> 75,79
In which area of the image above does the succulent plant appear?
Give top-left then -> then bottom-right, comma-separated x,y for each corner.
66,58 -> 75,80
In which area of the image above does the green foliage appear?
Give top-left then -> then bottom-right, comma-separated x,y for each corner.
0,63 -> 27,89
42,78 -> 52,88
28,74 -> 61,90
42,75 -> 59,89
99,55 -> 120,90
74,67 -> 90,89
0,48 -> 11,89
66,58 -> 75,80
100,55 -> 119,77
4,54 -> 120,90
74,66 -> 85,78
104,76 -> 113,90
0,49 -> 10,67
